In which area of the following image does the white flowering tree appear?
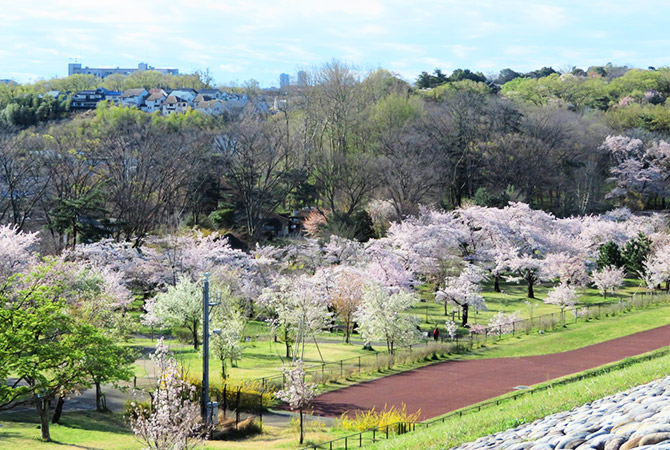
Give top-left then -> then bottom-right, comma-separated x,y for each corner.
259,274 -> 332,358
209,286 -> 246,380
435,264 -> 488,326
276,360 -> 317,445
544,283 -> 577,323
444,320 -> 457,340
354,283 -> 421,354
130,339 -> 205,450
487,311 -> 522,336
142,276 -> 202,349
591,265 -> 626,298
643,243 -> 670,290
0,224 -> 39,277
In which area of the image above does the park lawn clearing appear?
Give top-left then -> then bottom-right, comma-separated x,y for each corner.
368,349 -> 670,450
0,411 -> 342,450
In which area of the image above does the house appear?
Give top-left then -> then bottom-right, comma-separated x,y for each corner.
161,95 -> 190,115
167,88 -> 197,103
71,88 -> 110,109
142,89 -> 168,113
194,98 -> 225,116
221,94 -> 248,113
197,88 -> 224,100
104,90 -> 123,104
120,88 -> 148,107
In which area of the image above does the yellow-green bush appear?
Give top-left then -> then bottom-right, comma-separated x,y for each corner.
338,403 -> 421,433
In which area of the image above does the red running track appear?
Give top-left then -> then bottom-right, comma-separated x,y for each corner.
308,324 -> 670,420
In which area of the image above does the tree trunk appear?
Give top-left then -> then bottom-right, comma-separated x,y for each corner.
299,408 -> 304,444
461,304 -> 469,326
494,275 -> 501,293
192,323 -> 199,350
527,281 -> 535,299
95,381 -> 103,411
35,395 -> 51,441
344,321 -> 351,344
220,358 -> 226,380
52,396 -> 65,424
285,340 -> 291,359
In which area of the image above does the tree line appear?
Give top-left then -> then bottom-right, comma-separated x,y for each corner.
1,61 -> 670,248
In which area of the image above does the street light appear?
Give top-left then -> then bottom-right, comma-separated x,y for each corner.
201,273 -> 220,426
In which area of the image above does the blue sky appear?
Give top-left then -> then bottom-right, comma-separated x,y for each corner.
2,0 -> 669,87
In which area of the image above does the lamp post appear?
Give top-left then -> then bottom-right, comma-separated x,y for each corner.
201,273 -> 219,425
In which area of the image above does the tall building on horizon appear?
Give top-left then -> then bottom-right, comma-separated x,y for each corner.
297,70 -> 308,86
279,73 -> 290,88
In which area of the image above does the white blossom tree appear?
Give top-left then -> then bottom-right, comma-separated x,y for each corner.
487,311 -> 522,336
209,286 -> 246,380
354,283 -> 421,353
435,264 -> 488,325
142,276 -> 202,349
130,339 -> 205,450
259,274 -> 332,358
544,283 -> 577,323
276,360 -> 316,445
591,265 -> 626,298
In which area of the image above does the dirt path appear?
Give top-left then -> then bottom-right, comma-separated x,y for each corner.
308,324 -> 670,420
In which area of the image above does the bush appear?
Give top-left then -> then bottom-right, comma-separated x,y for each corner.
337,403 -> 421,433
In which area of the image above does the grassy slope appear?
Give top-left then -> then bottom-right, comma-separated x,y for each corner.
370,350 -> 670,450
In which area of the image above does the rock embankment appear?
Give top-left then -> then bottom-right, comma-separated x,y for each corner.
451,377 -> 670,450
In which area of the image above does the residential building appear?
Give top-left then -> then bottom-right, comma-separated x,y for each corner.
71,88 -> 111,109
161,95 -> 190,115
197,88 -> 224,100
143,89 -> 168,113
67,62 -> 179,78
167,88 -> 197,103
120,88 -> 148,107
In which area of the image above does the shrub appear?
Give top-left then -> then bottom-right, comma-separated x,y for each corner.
337,403 -> 421,433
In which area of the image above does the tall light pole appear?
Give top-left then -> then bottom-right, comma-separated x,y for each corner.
201,273 -> 210,422
201,273 -> 219,425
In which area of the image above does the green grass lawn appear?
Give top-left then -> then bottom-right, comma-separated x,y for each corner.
410,278 -> 650,333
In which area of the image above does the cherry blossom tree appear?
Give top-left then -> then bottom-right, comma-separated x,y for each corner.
0,224 -> 39,277
591,265 -> 626,298
435,264 -> 488,325
276,360 -> 317,445
487,311 -> 522,336
142,276 -> 203,349
328,267 -> 366,343
544,283 -> 577,323
130,339 -> 205,450
209,286 -> 246,380
259,274 -> 332,358
354,283 -> 421,353
444,320 -> 457,340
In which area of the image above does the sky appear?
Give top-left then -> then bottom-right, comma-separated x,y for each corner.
1,0 -> 669,87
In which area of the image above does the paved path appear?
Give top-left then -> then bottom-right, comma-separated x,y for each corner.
308,324 -> 670,420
